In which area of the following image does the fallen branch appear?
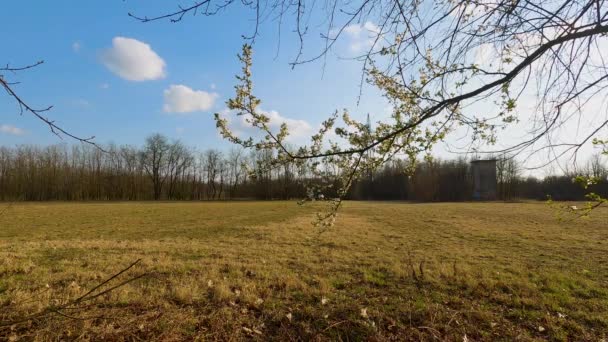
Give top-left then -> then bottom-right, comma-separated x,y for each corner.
0,259 -> 148,328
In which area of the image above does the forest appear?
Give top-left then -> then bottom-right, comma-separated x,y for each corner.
1,133 -> 606,202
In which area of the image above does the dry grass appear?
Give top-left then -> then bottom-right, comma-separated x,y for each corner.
1,201 -> 607,341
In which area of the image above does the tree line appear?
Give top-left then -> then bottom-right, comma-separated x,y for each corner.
0,133 -> 606,202
348,155 -> 608,202
0,134 -> 309,201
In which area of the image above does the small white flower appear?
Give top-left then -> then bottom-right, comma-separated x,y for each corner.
286,313 -> 293,321
360,308 -> 368,318
321,297 -> 328,305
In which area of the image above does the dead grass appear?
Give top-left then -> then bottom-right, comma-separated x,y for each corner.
0,201 -> 607,341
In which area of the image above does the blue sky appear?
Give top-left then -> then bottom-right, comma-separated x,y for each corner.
1,1 -> 605,175
1,1 -> 388,150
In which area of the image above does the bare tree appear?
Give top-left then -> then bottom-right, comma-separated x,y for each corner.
585,153 -> 608,179
227,147 -> 245,199
120,145 -> 144,200
497,155 -> 521,201
140,134 -> 171,200
166,141 -> 194,199
204,149 -> 222,200
1,61 -> 102,148
217,159 -> 228,199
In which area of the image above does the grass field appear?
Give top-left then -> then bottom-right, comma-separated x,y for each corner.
1,201 -> 607,341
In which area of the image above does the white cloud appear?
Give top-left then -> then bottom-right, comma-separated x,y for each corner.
473,28 -> 562,68
0,124 -> 25,136
72,41 -> 81,52
342,21 -> 381,53
218,108 -> 313,144
264,110 -> 313,140
163,84 -> 218,113
473,43 -> 496,68
100,37 -> 166,81
454,1 -> 494,18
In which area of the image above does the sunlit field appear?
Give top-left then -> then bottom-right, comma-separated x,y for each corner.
1,201 -> 607,340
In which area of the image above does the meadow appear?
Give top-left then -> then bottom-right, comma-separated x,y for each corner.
1,201 -> 607,341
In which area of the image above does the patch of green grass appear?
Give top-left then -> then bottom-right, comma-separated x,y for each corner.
0,201 -> 607,340
362,268 -> 392,287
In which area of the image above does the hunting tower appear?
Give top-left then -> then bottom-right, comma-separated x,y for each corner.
470,159 -> 497,200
